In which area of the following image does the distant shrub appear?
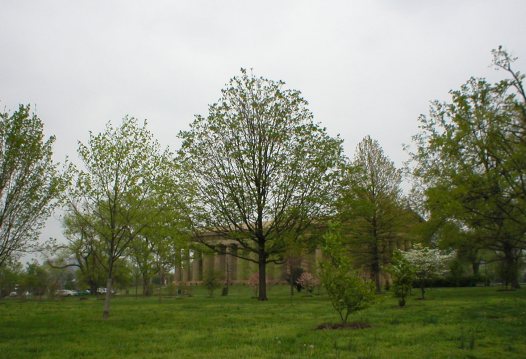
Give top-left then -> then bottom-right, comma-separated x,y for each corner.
203,270 -> 222,297
285,267 -> 304,292
400,244 -> 455,299
296,272 -> 320,295
389,251 -> 415,307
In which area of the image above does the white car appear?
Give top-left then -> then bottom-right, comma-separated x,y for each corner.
56,289 -> 76,297
97,287 -> 116,295
97,287 -> 107,294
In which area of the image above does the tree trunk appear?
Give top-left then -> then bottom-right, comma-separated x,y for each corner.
89,282 -> 97,296
398,298 -> 406,307
290,276 -> 294,297
142,275 -> 152,296
371,256 -> 382,293
158,265 -> 163,303
502,244 -> 520,289
420,279 -> 425,300
472,261 -> 480,276
135,273 -> 138,299
373,269 -> 382,294
258,252 -> 267,301
102,277 -> 112,320
371,229 -> 382,293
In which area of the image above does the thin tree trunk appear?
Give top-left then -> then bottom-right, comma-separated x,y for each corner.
135,272 -> 138,299
290,268 -> 294,297
142,275 -> 152,296
258,252 -> 267,301
472,261 -> 480,276
158,264 -> 163,303
102,277 -> 112,320
371,222 -> 382,293
90,283 -> 97,296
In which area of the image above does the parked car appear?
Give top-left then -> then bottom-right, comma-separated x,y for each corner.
76,289 -> 91,296
97,287 -> 116,295
56,289 -> 76,297
97,287 -> 107,294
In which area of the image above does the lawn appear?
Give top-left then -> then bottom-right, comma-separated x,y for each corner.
0,286 -> 525,358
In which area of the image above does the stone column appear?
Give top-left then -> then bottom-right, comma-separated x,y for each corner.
228,245 -> 238,283
203,253 -> 214,276
214,244 -> 226,278
182,249 -> 190,283
192,251 -> 202,282
238,249 -> 249,281
174,249 -> 183,282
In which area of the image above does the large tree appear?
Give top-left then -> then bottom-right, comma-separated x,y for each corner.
409,47 -> 526,288
0,105 -> 65,266
67,117 -> 178,318
338,136 -> 406,292
179,69 -> 344,300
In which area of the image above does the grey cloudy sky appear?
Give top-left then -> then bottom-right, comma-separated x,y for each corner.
1,0 -> 525,256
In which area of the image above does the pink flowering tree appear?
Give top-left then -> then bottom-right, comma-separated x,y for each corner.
296,272 -> 320,294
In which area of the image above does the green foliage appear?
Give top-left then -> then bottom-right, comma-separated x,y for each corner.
21,262 -> 50,297
319,223 -> 376,323
67,117 -> 180,318
203,270 -> 223,297
0,260 -> 22,297
178,69 -> 344,300
61,212 -> 106,293
388,250 -> 415,307
338,136 -> 408,292
0,105 -> 65,266
409,47 -> 526,289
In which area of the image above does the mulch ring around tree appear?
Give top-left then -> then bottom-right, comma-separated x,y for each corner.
316,322 -> 371,330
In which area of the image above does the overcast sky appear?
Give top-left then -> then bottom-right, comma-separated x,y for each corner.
1,0 -> 525,259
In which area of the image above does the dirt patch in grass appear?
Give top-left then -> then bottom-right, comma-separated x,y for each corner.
316,322 -> 371,330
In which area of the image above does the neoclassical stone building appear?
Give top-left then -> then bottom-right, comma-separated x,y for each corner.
173,233 -> 323,286
173,222 -> 414,287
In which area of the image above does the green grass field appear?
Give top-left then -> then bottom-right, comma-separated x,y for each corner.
0,286 -> 525,358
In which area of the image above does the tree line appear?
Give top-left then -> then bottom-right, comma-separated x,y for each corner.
0,48 -> 524,318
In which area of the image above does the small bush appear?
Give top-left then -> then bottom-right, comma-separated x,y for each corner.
389,251 -> 415,307
296,272 -> 320,295
320,222 -> 376,323
203,270 -> 222,297
285,267 -> 304,292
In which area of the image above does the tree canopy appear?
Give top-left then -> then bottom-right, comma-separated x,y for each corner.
338,136 -> 407,292
179,69 -> 344,300
409,47 -> 526,288
0,105 -> 65,266
67,117 -> 182,318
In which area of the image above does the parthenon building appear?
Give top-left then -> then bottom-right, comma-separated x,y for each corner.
171,226 -> 414,286
172,239 -> 324,285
